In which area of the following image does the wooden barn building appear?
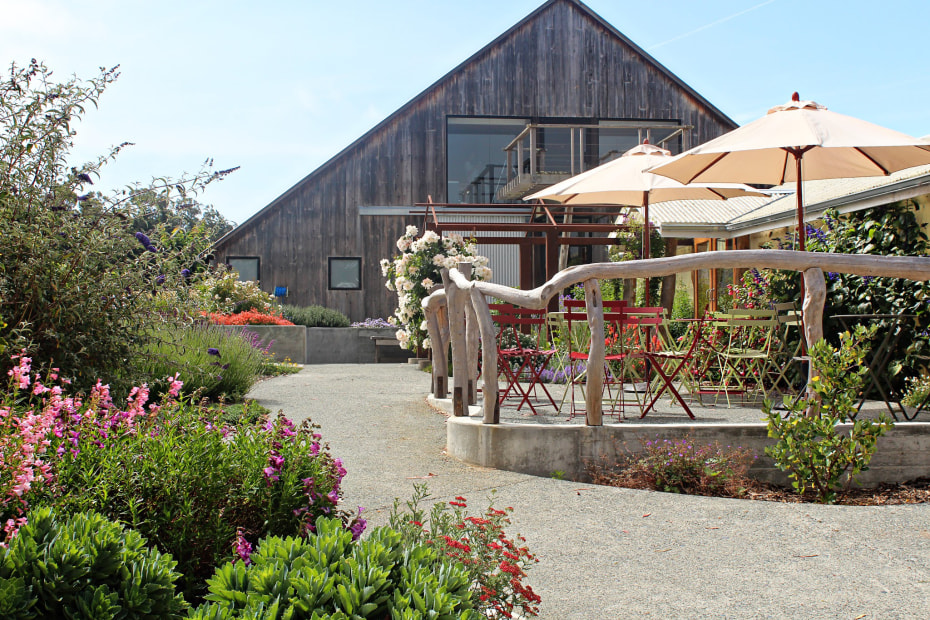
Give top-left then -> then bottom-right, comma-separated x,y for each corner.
211,0 -> 738,322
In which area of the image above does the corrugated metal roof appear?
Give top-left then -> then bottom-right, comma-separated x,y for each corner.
727,164 -> 930,226
652,164 -> 930,238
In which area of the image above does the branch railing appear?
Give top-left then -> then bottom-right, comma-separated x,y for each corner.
422,250 -> 930,426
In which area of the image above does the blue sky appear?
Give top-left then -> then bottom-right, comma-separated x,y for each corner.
2,0 -> 927,224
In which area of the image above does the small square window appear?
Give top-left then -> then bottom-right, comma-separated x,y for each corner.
329,257 -> 361,290
228,256 -> 260,282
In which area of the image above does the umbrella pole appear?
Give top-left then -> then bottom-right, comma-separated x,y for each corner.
643,193 -> 650,307
794,152 -> 806,253
792,150 -> 810,357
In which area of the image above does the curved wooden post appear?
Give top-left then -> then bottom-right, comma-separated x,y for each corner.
445,268 -> 468,417
470,286 -> 500,423
584,279 -> 605,426
802,267 -> 827,407
460,262 -> 480,406
422,290 -> 448,398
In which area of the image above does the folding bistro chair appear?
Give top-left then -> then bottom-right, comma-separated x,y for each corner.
641,312 -> 705,418
603,306 -> 663,418
489,304 -> 558,414
562,298 -> 628,419
715,308 -> 779,406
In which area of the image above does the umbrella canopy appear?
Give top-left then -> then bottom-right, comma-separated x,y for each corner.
526,142 -> 762,205
527,142 -> 764,306
648,93 -> 930,250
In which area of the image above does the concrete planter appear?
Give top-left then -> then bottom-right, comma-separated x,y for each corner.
222,325 -> 411,364
221,325 -> 307,364
306,327 -> 410,364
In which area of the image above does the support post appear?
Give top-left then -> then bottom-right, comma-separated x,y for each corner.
460,263 -> 479,406
802,266 -> 826,408
470,286 -> 500,424
444,269 -> 468,417
584,279 -> 605,426
422,291 -> 448,399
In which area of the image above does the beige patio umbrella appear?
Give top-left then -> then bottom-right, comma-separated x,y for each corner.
526,141 -> 764,305
648,93 -> 930,251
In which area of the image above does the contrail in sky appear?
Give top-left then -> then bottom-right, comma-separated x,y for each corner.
647,0 -> 779,51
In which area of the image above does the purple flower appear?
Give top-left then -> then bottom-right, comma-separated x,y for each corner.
207,348 -> 221,357
76,172 -> 93,184
234,529 -> 252,565
181,268 -> 191,279
155,274 -> 165,285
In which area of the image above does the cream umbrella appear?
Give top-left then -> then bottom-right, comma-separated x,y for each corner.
648,93 -> 930,251
526,141 -> 764,305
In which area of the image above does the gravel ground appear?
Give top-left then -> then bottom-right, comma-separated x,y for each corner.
248,363 -> 930,619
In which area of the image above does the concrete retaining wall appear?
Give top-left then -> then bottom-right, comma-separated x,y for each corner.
445,416 -> 930,487
222,326 -> 412,364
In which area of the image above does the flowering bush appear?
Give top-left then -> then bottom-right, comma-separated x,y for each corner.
0,353 -> 58,540
726,268 -> 774,310
0,61 -> 232,396
381,226 -> 491,351
351,317 -> 394,328
2,355 -> 355,600
588,437 -> 756,497
192,264 -> 277,315
209,309 -> 294,325
140,323 -> 274,402
388,484 -> 541,618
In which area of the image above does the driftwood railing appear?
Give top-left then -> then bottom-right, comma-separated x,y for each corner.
422,250 -> 930,426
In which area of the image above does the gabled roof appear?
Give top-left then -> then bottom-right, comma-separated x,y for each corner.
215,0 -> 737,248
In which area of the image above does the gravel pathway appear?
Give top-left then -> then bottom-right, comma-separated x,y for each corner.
248,364 -> 930,619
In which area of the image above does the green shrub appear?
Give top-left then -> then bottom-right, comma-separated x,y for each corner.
762,205 -> 930,390
141,323 -> 269,402
279,304 -> 351,328
0,507 -> 187,619
21,373 -> 349,601
190,517 -> 478,619
0,60 -> 230,397
764,326 -> 894,504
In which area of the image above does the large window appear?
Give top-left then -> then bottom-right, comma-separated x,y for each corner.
447,117 -> 683,204
447,117 -> 528,204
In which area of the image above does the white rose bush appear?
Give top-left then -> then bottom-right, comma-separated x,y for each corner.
381,226 -> 491,351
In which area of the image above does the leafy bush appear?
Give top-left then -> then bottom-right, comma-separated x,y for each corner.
764,326 -> 894,504
192,264 -> 276,315
388,484 -> 541,619
587,437 -> 756,497
0,507 -> 187,619
279,304 -> 351,328
190,517 -> 478,619
762,205 -> 930,389
141,323 -> 271,402
6,362 -> 351,600
0,60 -> 232,396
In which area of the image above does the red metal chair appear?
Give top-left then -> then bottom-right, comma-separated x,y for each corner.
563,298 -> 628,419
641,314 -> 704,419
490,304 -> 557,414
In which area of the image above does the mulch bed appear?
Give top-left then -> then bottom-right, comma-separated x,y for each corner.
590,471 -> 930,505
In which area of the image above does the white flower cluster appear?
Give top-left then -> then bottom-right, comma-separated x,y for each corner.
382,226 -> 491,351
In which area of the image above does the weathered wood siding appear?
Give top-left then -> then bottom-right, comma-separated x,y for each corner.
213,0 -> 736,322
